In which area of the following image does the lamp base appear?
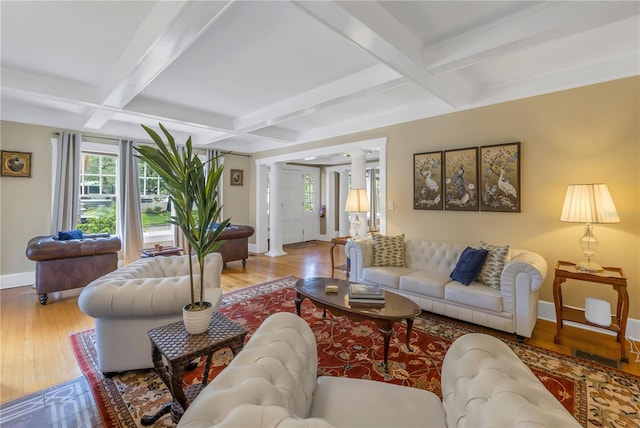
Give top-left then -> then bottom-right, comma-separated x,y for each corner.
576,260 -> 603,273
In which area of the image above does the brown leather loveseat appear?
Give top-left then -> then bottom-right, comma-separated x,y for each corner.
26,233 -> 121,304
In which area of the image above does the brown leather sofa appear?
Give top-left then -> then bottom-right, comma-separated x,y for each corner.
26,233 -> 121,304
215,225 -> 254,267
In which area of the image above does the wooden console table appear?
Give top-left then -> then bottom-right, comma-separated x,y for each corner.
552,260 -> 629,362
330,236 -> 350,278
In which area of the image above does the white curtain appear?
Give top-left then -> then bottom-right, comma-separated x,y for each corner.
206,148 -> 224,223
173,145 -> 189,252
50,132 -> 81,234
117,139 -> 144,264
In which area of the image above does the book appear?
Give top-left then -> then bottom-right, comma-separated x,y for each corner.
349,283 -> 384,299
348,298 -> 386,306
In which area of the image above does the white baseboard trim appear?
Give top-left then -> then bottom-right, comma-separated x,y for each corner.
0,271 -> 34,290
538,299 -> 640,342
248,243 -> 258,254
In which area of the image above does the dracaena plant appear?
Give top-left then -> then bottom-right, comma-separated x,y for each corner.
135,123 -> 229,310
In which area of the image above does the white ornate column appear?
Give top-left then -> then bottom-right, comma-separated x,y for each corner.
266,162 -> 287,257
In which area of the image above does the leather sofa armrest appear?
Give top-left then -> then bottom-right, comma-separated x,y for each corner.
79,275 -> 203,318
344,237 -> 373,282
179,313 -> 319,428
501,250 -> 547,293
441,333 -> 579,427
26,235 -> 121,261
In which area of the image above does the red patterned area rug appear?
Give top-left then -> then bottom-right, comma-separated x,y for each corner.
71,276 -> 639,428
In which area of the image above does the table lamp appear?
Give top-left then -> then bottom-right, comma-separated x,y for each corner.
560,183 -> 619,272
345,188 -> 370,239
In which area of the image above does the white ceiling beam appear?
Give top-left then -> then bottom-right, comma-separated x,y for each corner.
83,0 -> 234,130
295,0 -> 472,107
1,67 -> 101,105
235,65 -> 404,132
424,1 -> 640,75
475,51 -> 640,107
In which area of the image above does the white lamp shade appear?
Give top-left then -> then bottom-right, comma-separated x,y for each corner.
560,184 -> 620,223
345,188 -> 370,212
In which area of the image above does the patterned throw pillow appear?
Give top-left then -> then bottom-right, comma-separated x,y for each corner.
477,241 -> 510,289
450,246 -> 489,285
372,234 -> 405,267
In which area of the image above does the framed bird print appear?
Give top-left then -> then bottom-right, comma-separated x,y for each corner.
444,147 -> 479,211
413,151 -> 443,210
480,142 -> 521,212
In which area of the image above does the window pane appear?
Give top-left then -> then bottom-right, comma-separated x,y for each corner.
78,153 -> 117,235
139,159 -> 172,243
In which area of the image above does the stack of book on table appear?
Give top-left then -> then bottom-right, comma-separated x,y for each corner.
348,283 -> 385,305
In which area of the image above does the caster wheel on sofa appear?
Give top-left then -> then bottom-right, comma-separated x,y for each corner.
39,294 -> 48,305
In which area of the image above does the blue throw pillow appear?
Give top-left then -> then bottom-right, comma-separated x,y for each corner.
57,229 -> 84,240
450,246 -> 489,286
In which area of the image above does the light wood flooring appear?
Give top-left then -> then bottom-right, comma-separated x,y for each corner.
1,240 -> 638,404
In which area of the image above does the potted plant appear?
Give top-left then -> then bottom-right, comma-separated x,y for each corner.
136,123 -> 229,334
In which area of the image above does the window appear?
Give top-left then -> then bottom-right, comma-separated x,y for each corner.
138,159 -> 171,242
78,152 -> 117,234
304,173 -> 315,211
77,144 -> 174,246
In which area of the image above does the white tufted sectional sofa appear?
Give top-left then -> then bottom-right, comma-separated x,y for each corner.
346,238 -> 547,340
78,253 -> 223,374
178,312 -> 579,428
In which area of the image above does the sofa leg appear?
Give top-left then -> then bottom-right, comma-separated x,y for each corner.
242,259 -> 247,268
39,294 -> 48,305
516,335 -> 525,343
102,371 -> 118,378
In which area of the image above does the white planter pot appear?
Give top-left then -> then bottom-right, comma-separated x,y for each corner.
183,301 -> 214,334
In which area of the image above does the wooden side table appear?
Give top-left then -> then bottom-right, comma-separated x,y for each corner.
552,260 -> 629,362
330,236 -> 350,278
141,312 -> 248,425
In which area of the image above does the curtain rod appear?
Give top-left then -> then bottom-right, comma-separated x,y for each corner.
51,132 -> 120,142
51,132 -> 252,157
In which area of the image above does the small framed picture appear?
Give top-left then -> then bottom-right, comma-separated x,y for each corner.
1,150 -> 32,177
413,151 -> 443,210
230,169 -> 243,186
480,142 -> 521,212
444,147 -> 478,211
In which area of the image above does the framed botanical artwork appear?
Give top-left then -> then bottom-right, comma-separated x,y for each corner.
480,142 -> 521,212
413,151 -> 443,210
1,150 -> 32,177
444,147 -> 478,211
230,169 -> 243,186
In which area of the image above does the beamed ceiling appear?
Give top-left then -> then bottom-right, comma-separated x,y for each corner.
1,1 -> 638,155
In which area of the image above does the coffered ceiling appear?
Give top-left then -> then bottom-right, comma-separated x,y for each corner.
1,1 -> 638,155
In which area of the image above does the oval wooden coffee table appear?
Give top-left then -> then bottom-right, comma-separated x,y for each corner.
295,277 -> 420,372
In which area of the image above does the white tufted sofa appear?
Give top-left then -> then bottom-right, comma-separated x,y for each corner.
78,253 -> 223,374
178,312 -> 579,428
346,238 -> 547,340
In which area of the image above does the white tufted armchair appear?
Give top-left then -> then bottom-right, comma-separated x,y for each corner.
178,312 -> 579,428
78,253 -> 223,375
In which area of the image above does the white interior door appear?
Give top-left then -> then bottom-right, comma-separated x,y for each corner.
281,169 -> 304,244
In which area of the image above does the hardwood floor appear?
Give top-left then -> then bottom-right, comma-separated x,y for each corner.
1,240 -> 638,404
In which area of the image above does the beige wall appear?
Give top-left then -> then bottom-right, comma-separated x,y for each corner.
256,77 -> 640,319
2,77 -> 639,320
221,153 -> 251,226
0,121 -> 56,275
